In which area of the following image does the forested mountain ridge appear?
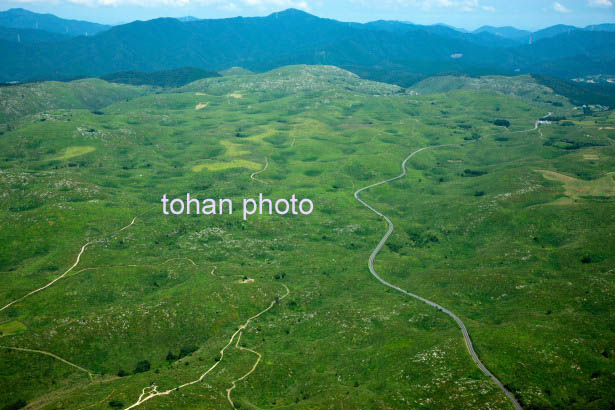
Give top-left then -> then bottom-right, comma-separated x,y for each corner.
0,8 -> 614,83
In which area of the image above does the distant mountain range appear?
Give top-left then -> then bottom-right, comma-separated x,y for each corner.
0,26 -> 71,43
473,26 -> 531,39
0,8 -> 614,83
0,8 -> 109,36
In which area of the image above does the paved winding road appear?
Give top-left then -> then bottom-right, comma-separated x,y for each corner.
354,145 -> 523,410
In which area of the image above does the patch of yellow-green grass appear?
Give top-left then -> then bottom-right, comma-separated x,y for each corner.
52,146 -> 96,160
192,159 -> 261,172
245,118 -> 329,143
0,320 -> 27,336
536,169 -> 615,201
292,118 -> 332,137
221,140 -> 249,156
245,125 -> 278,143
583,154 -> 599,161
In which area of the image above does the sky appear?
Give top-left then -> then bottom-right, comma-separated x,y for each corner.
0,0 -> 614,30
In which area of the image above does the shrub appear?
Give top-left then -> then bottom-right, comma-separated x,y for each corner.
493,119 -> 510,127
133,360 -> 151,374
462,169 -> 488,177
3,400 -> 27,410
179,346 -> 198,359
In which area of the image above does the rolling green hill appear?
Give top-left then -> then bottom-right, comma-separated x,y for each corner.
408,74 -> 567,103
179,65 -> 403,96
0,65 -> 614,410
0,78 -> 152,123
220,67 -> 254,76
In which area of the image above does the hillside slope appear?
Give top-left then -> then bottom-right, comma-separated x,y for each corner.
0,78 -> 151,123
179,65 -> 403,96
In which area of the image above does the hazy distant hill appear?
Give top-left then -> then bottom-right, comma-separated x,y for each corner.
473,26 -> 531,41
0,26 -> 71,43
586,23 -> 615,32
532,24 -> 578,41
1,8 -> 614,83
361,20 -> 520,47
176,16 -> 200,22
0,8 -> 110,36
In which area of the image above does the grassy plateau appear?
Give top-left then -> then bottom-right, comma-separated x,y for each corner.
0,65 -> 614,410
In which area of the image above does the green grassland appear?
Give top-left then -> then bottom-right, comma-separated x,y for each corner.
409,75 -> 570,107
0,79 -> 152,124
0,65 -> 614,409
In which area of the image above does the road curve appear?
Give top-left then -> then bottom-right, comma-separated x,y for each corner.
354,145 -> 522,410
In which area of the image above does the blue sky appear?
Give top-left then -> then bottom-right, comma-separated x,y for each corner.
1,0 -> 613,29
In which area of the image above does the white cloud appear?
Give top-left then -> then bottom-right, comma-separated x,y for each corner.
481,5 -> 495,11
218,1 -> 239,11
587,0 -> 613,7
552,1 -> 571,12
347,0 -> 488,12
13,0 -> 310,10
242,0 -> 310,11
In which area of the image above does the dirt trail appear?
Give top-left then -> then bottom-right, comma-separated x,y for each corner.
0,242 -> 91,314
119,217 -> 137,232
123,284 -> 289,410
226,284 -> 289,409
250,157 -> 269,184
225,332 -> 262,409
0,346 -> 95,378
0,217 -> 137,314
